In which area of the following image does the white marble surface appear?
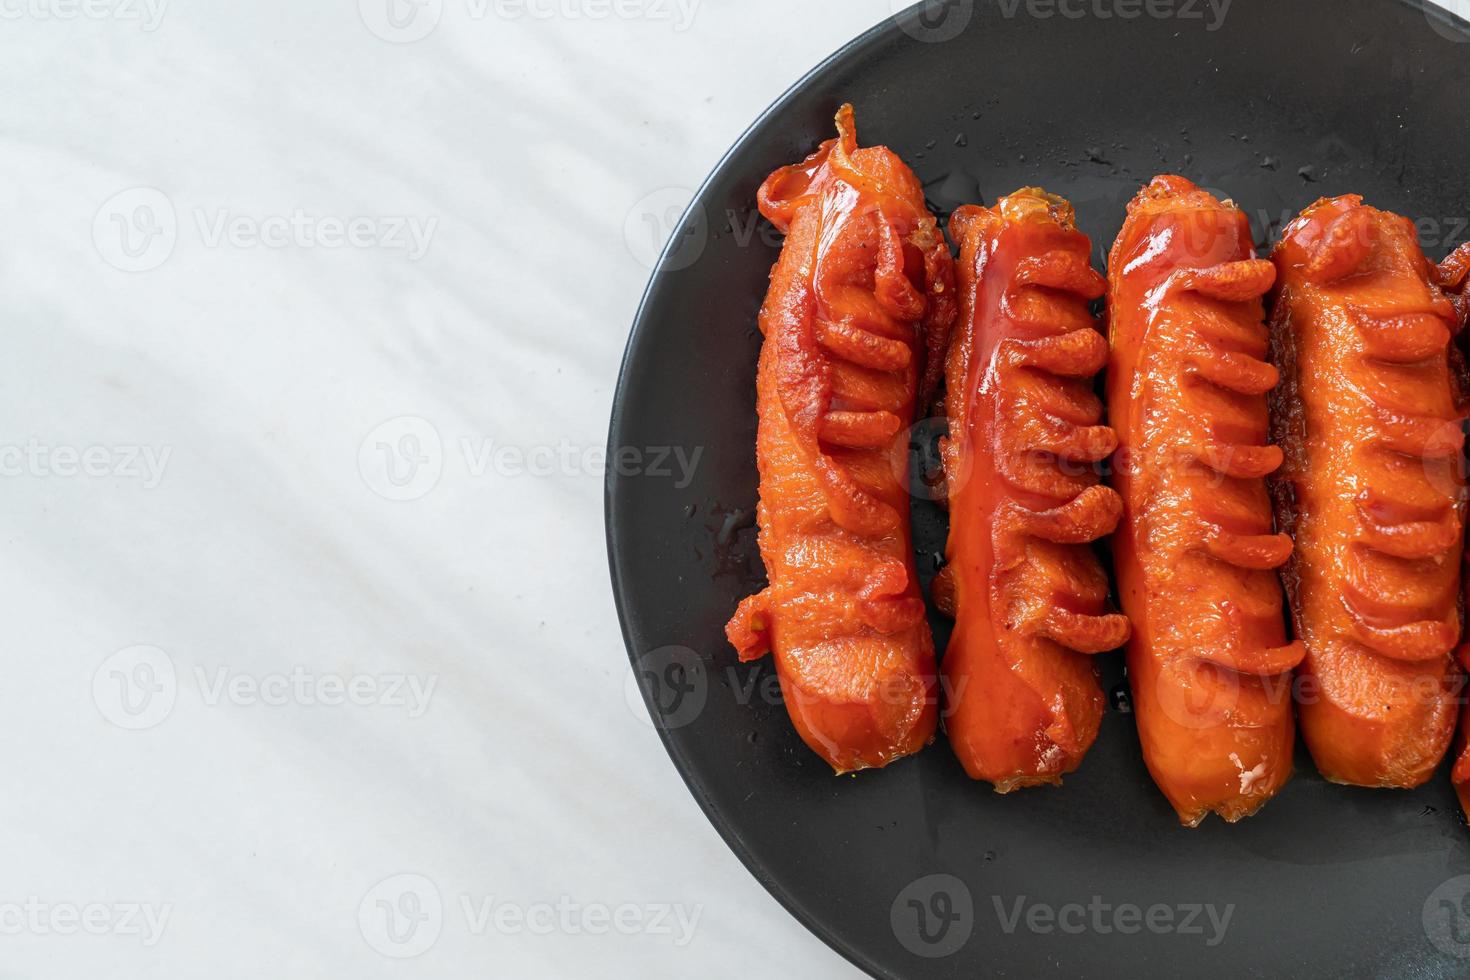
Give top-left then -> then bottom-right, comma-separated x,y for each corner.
0,0 -> 901,976
4,0 -> 1464,977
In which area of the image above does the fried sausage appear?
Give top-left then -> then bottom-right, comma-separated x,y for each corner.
725,105 -> 956,773
1431,239 -> 1470,815
1269,197 -> 1468,788
935,188 -> 1129,791
1106,175 -> 1304,826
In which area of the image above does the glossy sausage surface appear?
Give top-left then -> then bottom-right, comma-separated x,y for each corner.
726,105 -> 956,773
937,188 -> 1129,791
1106,175 -> 1303,826
1270,197 -> 1467,788
1434,240 -> 1470,816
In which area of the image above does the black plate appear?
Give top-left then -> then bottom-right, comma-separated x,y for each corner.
607,2 -> 1470,976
